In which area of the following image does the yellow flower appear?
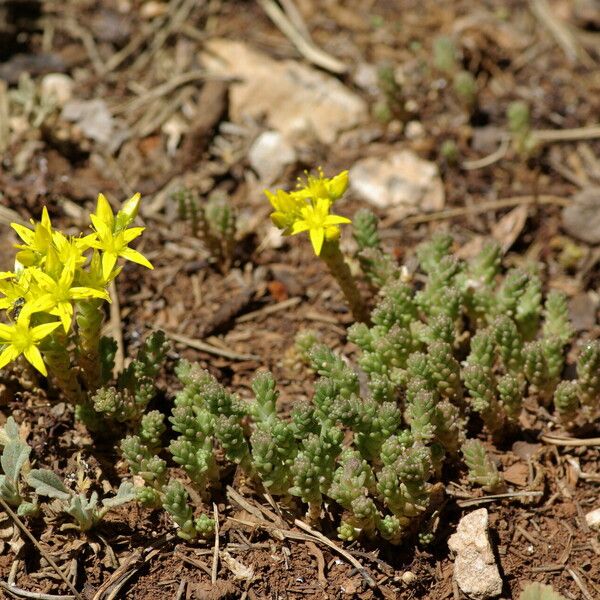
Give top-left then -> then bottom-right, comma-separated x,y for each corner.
264,189 -> 306,234
0,311 -> 60,375
11,207 -> 54,267
291,197 -> 351,255
88,193 -> 153,280
0,269 -> 35,312
291,168 -> 349,203
28,260 -> 110,331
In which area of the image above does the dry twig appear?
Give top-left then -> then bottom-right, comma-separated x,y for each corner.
257,0 -> 347,74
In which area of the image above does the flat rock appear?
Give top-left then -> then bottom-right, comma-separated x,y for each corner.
201,39 -> 367,145
349,150 -> 444,218
249,131 -> 296,184
448,508 -> 503,600
61,99 -> 114,145
562,187 -> 600,244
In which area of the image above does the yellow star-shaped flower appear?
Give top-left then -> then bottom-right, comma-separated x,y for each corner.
291,198 -> 351,256
88,193 -> 153,280
28,260 -> 110,331
0,311 -> 60,375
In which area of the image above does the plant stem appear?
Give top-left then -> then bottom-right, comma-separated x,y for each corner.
320,241 -> 369,323
75,298 -> 104,392
43,330 -> 85,404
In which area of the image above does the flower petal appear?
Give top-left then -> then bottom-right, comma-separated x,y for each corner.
96,193 -> 115,229
122,227 -> 145,243
69,286 -> 110,301
102,252 -> 118,281
324,215 -> 351,226
0,345 -> 21,370
291,220 -> 310,235
118,247 -> 154,270
23,345 -> 47,376
30,321 -> 61,342
309,227 -> 325,256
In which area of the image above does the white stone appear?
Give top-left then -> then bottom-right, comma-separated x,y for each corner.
586,507 -> 600,530
201,39 -> 367,145
40,73 -> 74,107
448,508 -> 503,600
349,150 -> 444,218
61,99 -> 114,145
249,131 -> 296,184
405,120 -> 425,139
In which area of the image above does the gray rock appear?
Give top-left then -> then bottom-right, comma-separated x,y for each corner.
201,39 -> 367,145
61,99 -> 114,145
562,187 -> 600,244
249,131 -> 296,185
448,508 -> 503,600
349,150 -> 444,219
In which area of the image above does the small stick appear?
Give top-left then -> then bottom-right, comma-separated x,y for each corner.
0,581 -> 75,600
236,297 -> 301,323
566,566 -> 595,600
294,519 -> 376,588
386,195 -> 570,227
173,579 -> 186,600
165,331 -> 260,361
529,0 -> 593,66
456,490 -> 543,507
533,125 -> 600,142
111,70 -> 226,115
257,0 -> 347,74
462,136 -> 510,170
541,434 -> 600,447
108,281 -> 125,375
0,498 -> 84,600
211,503 -> 219,585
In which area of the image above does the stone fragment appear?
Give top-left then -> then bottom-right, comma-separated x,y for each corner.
448,508 -> 503,600
562,187 -> 600,244
349,150 -> 444,218
61,99 -> 114,145
201,39 -> 367,145
586,507 -> 600,530
40,73 -> 74,107
249,131 -> 297,184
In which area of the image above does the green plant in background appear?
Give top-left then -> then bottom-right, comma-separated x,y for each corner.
507,100 -> 538,158
373,64 -> 408,124
266,169 -> 368,322
432,35 -> 479,113
176,187 -> 237,272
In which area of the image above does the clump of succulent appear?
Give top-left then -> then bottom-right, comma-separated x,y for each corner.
432,36 -> 478,113
120,211 -> 600,543
176,187 -> 237,272
507,100 -> 538,158
372,64 -> 408,123
91,330 -> 170,429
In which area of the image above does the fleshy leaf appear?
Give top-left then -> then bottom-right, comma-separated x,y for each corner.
27,469 -> 71,501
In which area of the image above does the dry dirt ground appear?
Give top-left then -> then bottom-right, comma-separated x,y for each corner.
0,0 -> 599,598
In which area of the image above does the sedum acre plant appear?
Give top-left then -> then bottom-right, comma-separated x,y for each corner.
119,201 -> 598,544
266,169 -> 368,322
0,193 -> 154,424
